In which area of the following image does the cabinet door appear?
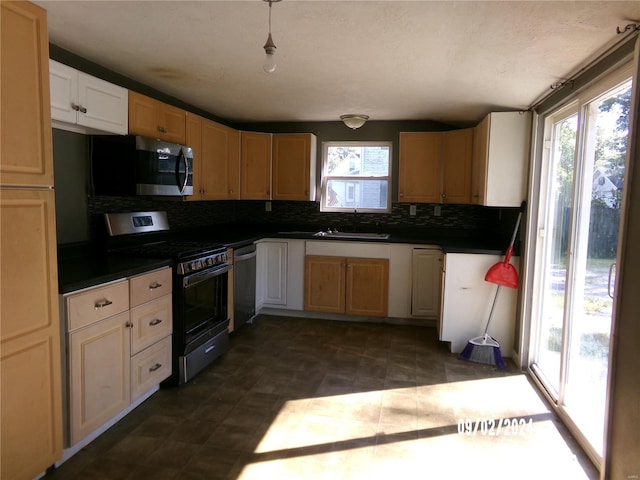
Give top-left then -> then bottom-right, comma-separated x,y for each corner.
304,256 -> 345,313
471,115 -> 490,205
398,132 -> 441,203
1,1 -> 53,188
128,91 -> 158,138
69,311 -> 131,446
201,120 -> 240,200
345,258 -> 389,317
159,102 -> 186,144
272,134 -> 316,201
441,128 -> 473,204
0,188 -> 62,479
49,59 -> 78,124
440,253 -> 518,354
411,249 -> 442,318
261,242 -> 288,306
185,112 -> 203,200
77,71 -> 128,135
240,131 -> 272,200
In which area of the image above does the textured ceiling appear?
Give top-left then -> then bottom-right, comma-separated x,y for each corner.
36,1 -> 640,126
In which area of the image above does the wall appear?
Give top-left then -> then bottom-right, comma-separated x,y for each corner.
53,129 -> 90,244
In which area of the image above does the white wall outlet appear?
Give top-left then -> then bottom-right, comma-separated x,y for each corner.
409,204 -> 417,216
265,201 -> 272,212
434,205 -> 442,217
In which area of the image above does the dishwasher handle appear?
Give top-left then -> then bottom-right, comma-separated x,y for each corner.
234,250 -> 257,261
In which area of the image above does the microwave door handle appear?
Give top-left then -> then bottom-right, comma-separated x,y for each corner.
177,147 -> 189,194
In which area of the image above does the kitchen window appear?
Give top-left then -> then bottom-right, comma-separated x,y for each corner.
320,142 -> 391,213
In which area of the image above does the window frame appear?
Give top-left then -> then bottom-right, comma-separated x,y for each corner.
320,141 -> 393,213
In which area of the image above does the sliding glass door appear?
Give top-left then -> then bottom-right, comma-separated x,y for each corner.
531,68 -> 632,463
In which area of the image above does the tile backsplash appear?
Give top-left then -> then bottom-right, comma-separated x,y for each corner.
89,196 -> 520,241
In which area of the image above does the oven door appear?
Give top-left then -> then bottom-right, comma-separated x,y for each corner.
181,263 -> 230,345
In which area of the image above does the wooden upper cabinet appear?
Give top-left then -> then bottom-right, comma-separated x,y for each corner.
399,130 -> 473,204
471,111 -> 531,207
471,115 -> 490,204
128,91 -> 186,144
240,131 -> 272,200
398,132 -> 441,203
187,114 -> 240,201
272,134 -> 317,201
441,128 -> 473,204
202,119 -> 240,200
1,0 -> 53,188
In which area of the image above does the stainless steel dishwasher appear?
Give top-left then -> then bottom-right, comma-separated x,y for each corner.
233,243 -> 257,330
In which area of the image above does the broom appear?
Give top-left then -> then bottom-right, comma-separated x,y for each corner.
459,202 -> 525,368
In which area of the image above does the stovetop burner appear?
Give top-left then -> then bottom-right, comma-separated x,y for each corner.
103,211 -> 229,275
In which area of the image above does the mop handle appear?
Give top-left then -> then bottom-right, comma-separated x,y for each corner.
483,285 -> 502,335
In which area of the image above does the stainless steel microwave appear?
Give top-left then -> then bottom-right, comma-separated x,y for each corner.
91,135 -> 193,196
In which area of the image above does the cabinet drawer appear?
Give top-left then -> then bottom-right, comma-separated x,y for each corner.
130,295 -> 173,355
130,267 -> 172,307
130,336 -> 172,402
67,280 -> 129,331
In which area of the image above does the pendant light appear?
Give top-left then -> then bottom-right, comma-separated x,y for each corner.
263,0 -> 281,73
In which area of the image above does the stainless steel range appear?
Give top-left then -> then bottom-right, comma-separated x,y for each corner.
104,211 -> 230,385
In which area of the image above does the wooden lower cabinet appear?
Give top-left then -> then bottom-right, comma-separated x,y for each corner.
304,256 -> 388,317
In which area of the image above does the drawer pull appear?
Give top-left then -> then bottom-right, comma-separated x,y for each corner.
149,282 -> 163,290
125,321 -> 134,328
149,318 -> 163,326
205,345 -> 215,354
149,363 -> 162,372
94,299 -> 113,310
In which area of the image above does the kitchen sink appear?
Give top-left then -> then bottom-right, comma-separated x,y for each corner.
313,231 -> 390,240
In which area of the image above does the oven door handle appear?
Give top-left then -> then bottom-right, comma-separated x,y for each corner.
183,264 -> 231,288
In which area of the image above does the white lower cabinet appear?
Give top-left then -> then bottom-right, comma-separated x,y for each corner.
68,310 -> 131,444
63,267 -> 172,448
256,239 -> 304,311
411,247 -> 443,318
440,253 -> 518,355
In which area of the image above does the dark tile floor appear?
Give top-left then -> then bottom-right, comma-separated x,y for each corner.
45,315 -> 599,480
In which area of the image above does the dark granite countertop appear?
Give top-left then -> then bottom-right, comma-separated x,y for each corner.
58,244 -> 172,294
57,225 -> 514,293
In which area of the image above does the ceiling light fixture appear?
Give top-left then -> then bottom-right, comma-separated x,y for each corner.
340,114 -> 369,130
262,0 -> 281,73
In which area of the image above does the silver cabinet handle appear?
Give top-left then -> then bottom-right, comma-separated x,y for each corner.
149,282 -> 162,290
94,299 -> 113,309
608,263 -> 617,299
205,345 -> 215,354
71,103 -> 87,113
149,318 -> 162,326
149,363 -> 162,372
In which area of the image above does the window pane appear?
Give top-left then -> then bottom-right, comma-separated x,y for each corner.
326,146 -> 389,177
325,178 -> 388,210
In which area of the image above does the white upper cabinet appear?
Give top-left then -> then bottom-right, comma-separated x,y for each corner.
471,111 -> 531,207
50,59 -> 128,135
